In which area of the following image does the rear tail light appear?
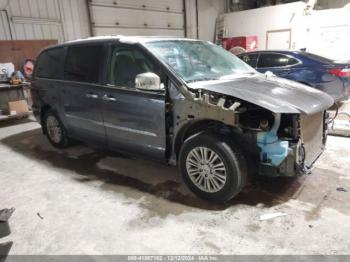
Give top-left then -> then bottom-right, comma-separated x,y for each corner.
328,68 -> 350,78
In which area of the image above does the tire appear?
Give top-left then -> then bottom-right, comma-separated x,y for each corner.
43,110 -> 70,148
179,132 -> 247,203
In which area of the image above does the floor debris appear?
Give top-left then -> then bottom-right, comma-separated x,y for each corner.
336,187 -> 348,192
259,212 -> 287,221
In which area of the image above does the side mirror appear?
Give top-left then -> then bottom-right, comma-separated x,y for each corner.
135,72 -> 163,91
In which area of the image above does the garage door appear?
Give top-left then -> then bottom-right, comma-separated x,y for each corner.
88,0 -> 185,37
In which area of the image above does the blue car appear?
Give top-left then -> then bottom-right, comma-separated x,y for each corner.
238,50 -> 350,102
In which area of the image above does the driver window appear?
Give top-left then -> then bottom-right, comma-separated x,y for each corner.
109,45 -> 162,88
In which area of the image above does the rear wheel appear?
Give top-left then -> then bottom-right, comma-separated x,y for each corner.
43,110 -> 70,148
179,132 -> 247,203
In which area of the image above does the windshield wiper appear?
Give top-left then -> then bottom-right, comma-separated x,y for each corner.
187,77 -> 219,83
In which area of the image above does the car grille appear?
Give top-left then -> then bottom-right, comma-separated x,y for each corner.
300,112 -> 324,168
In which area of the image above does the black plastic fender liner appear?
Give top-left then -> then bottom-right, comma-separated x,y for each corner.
0,241 -> 13,262
0,222 -> 10,240
0,208 -> 15,239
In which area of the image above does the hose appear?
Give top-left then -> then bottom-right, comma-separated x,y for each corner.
328,102 -> 339,125
329,102 -> 350,130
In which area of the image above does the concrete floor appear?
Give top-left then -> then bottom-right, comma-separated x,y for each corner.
1,118 -> 350,255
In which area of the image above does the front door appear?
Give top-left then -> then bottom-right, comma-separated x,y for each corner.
60,44 -> 107,145
102,44 -> 167,160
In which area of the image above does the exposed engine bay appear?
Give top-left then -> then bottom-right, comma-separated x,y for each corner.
170,84 -> 328,177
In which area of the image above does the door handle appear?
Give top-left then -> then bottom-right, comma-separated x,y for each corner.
86,93 -> 99,99
102,94 -> 117,102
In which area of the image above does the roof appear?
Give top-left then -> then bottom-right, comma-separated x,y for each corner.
69,35 -> 184,43
40,35 -> 201,52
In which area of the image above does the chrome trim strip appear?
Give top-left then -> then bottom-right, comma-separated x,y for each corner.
65,114 -> 103,126
35,77 -> 105,88
35,77 -> 165,95
104,122 -> 157,137
66,113 -> 157,137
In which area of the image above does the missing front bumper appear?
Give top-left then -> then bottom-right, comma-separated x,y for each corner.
258,145 -> 325,177
258,147 -> 302,177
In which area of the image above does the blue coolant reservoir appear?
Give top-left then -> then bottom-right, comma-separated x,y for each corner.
257,132 -> 289,166
257,114 -> 289,166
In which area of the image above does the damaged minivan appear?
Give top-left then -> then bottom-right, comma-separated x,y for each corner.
32,36 -> 334,203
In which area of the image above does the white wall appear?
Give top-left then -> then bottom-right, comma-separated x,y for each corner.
184,0 -> 228,41
198,0 -> 227,41
221,2 -> 308,50
220,1 -> 350,60
306,7 -> 350,60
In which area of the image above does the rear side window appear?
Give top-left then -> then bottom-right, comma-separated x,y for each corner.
258,53 -> 290,68
238,54 -> 259,68
64,45 -> 104,83
36,48 -> 65,79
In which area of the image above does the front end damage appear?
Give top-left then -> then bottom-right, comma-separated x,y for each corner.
170,79 -> 331,177
256,112 -> 327,177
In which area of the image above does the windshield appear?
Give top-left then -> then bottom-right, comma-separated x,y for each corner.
144,40 -> 256,83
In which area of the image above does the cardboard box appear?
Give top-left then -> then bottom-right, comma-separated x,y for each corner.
8,100 -> 29,115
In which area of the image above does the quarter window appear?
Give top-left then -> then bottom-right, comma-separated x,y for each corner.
36,48 -> 65,79
288,57 -> 299,66
64,45 -> 104,83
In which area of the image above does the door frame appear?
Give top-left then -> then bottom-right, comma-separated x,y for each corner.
266,29 -> 292,50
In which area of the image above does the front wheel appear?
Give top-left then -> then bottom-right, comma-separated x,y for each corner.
179,132 -> 247,203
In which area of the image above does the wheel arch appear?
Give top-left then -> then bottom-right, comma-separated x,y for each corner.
40,104 -> 52,133
173,119 -> 239,158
